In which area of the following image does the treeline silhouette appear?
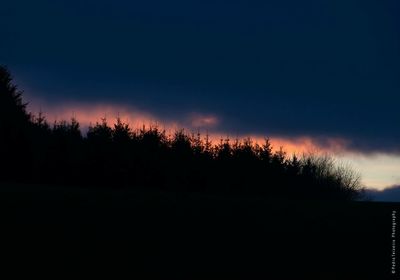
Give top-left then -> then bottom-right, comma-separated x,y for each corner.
0,66 -> 363,200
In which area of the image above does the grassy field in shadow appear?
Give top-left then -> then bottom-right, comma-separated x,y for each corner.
0,183 -> 397,279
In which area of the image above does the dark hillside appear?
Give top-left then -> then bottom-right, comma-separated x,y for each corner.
0,183 -> 395,279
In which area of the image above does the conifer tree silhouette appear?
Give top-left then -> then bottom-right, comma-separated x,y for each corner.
0,66 -> 32,180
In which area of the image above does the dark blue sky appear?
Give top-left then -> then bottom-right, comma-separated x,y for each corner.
1,0 -> 400,153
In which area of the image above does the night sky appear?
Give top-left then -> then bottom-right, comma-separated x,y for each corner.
1,0 -> 399,191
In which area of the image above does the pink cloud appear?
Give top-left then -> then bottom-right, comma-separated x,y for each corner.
189,113 -> 219,128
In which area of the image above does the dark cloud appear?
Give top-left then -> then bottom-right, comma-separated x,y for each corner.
1,0 -> 399,153
367,186 -> 400,202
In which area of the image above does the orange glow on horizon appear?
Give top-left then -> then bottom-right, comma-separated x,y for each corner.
28,101 -> 350,156
27,100 -> 399,190
30,102 -> 182,132
204,134 -> 350,156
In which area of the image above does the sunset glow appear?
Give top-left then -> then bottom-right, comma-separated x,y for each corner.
27,101 -> 399,191
28,101 -> 349,154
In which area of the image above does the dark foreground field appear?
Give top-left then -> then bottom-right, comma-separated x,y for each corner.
0,183 -> 398,279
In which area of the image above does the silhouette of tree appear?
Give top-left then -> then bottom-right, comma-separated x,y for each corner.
47,118 -> 84,183
87,118 -> 113,145
191,131 -> 204,156
0,66 -> 32,180
111,117 -> 133,185
171,129 -> 192,158
0,66 -> 30,124
287,154 -> 301,177
113,117 -> 132,144
232,137 -> 257,162
29,111 -> 52,181
216,137 -> 232,161
85,118 -> 114,185
258,138 -> 273,169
